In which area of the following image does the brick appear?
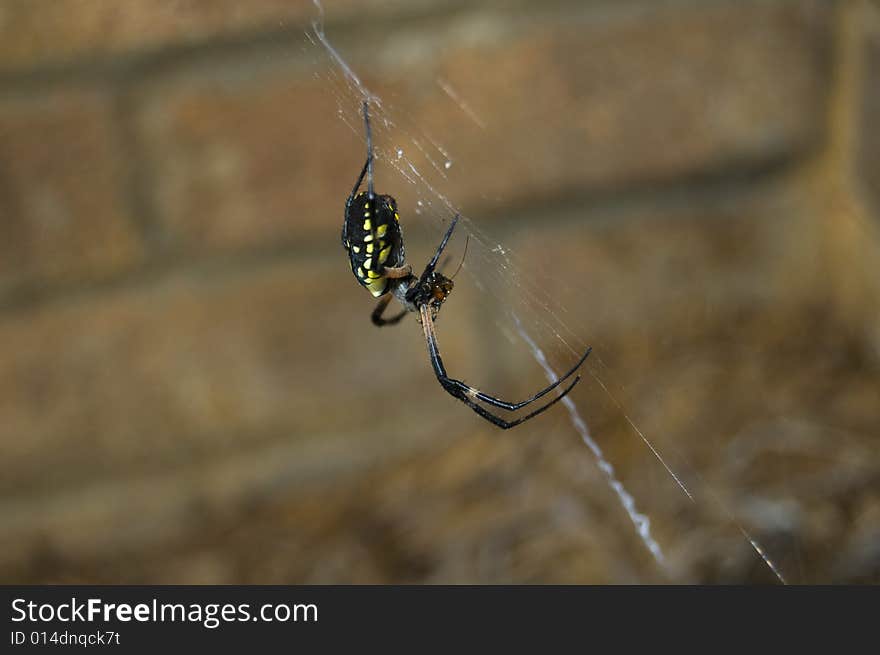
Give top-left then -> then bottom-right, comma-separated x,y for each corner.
4,0 -> 879,587
400,0 -> 833,209
0,88 -> 144,297
133,62 -> 352,253
134,0 -> 833,256
492,185 -> 880,583
0,239 -> 487,501
6,312 -> 878,583
498,175 -> 878,461
0,0 -> 305,73
3,180 -> 880,584
859,23 -> 880,218
501,180 -> 824,353
0,0 -> 442,74
0,421 -> 659,583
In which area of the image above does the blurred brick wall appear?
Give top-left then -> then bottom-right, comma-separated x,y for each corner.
0,0 -> 878,583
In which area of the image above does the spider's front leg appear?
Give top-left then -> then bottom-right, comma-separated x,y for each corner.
415,215 -> 459,288
382,265 -> 412,279
418,305 -> 588,429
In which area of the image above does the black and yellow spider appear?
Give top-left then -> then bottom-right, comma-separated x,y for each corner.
341,101 -> 590,429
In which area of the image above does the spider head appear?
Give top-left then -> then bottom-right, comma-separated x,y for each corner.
410,270 -> 454,318
428,272 -> 454,306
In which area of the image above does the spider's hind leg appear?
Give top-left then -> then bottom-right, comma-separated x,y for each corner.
346,156 -> 371,207
345,101 -> 377,211
372,294 -> 408,327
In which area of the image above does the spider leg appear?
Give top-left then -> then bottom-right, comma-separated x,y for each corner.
436,234 -> 470,278
419,305 -> 584,429
363,100 -> 375,198
446,380 -> 581,430
446,346 -> 590,411
342,155 -> 371,248
382,264 -> 412,279
346,155 -> 371,206
423,214 -> 459,276
407,215 -> 460,304
372,294 -> 408,327
344,101 -> 377,214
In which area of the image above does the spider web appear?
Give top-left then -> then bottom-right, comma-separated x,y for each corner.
305,0 -> 792,583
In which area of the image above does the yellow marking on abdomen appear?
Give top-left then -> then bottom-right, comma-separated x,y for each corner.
367,275 -> 387,297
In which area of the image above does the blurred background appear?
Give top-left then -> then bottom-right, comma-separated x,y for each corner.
1,0 -> 878,584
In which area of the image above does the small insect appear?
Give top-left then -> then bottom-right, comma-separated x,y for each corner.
342,101 -> 591,429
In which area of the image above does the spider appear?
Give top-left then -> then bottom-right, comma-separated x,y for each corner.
341,100 -> 591,429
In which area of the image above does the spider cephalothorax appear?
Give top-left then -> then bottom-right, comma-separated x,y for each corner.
341,100 -> 591,429
406,270 -> 453,319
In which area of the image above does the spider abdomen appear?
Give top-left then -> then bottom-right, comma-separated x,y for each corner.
342,191 -> 405,297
